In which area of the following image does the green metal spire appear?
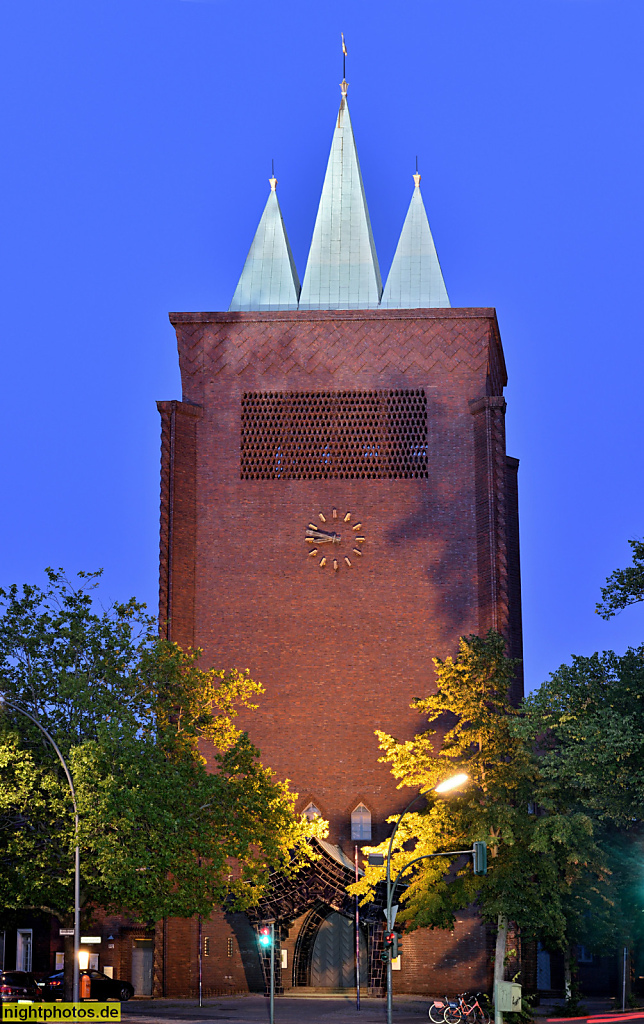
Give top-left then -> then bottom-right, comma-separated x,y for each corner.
299,83 -> 382,310
229,175 -> 300,312
380,172 -> 450,309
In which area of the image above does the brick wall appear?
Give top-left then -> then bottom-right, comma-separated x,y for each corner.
156,306 -> 522,995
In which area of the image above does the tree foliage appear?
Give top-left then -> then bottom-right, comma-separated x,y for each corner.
351,631 -> 610,953
596,539 -> 644,619
0,569 -> 324,927
518,644 -> 644,952
519,646 -> 644,828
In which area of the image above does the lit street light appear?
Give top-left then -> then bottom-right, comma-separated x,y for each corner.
435,772 -> 469,794
0,695 -> 81,1003
369,773 -> 479,1024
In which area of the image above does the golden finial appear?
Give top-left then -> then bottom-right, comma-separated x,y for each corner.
269,158 -> 277,192
340,33 -> 348,97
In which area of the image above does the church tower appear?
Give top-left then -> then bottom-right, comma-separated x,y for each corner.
156,75 -> 522,999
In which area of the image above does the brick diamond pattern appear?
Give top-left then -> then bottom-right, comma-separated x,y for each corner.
172,313 -> 503,397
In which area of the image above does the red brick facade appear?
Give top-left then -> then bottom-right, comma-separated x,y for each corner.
156,307 -> 522,996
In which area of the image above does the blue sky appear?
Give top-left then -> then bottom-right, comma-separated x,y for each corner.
0,0 -> 642,692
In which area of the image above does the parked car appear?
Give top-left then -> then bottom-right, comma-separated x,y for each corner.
0,971 -> 44,1003
43,970 -> 134,1002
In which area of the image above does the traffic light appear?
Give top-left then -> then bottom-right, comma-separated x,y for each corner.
381,931 -> 402,961
381,930 -> 394,962
258,927 -> 271,947
472,841 -> 488,875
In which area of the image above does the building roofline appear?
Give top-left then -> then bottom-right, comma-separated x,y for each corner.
169,307 -> 500,325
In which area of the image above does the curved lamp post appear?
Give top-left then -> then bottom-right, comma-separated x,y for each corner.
375,773 -> 470,1024
0,696 -> 80,1002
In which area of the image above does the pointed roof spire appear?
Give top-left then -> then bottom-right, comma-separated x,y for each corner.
229,171 -> 300,312
299,64 -> 382,310
380,169 -> 450,309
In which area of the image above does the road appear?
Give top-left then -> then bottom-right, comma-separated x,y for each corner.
121,996 -> 644,1024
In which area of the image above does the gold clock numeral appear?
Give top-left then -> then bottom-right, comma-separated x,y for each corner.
345,557 -> 352,567
353,548 -> 362,556
352,523 -> 362,531
308,549 -> 318,557
333,559 -> 339,571
319,557 -> 326,567
318,513 -> 326,522
332,508 -> 337,519
355,537 -> 366,543
344,512 -> 351,522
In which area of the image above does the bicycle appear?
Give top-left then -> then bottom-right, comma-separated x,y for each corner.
444,992 -> 490,1024
429,997 -> 449,1023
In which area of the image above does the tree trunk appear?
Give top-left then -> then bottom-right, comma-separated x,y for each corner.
494,915 -> 508,995
563,947 -> 572,1002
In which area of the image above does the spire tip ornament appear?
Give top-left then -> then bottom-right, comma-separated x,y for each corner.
413,172 -> 421,187
340,32 -> 348,97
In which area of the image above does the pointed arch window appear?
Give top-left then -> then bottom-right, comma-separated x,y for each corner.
303,802 -> 321,822
351,803 -> 372,841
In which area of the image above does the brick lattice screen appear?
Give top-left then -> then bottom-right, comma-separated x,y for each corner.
240,389 -> 428,481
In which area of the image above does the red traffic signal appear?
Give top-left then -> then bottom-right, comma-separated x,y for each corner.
382,931 -> 401,959
258,927 -> 272,947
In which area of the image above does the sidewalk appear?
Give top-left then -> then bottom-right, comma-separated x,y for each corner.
121,995 -> 644,1024
122,994 -> 429,1024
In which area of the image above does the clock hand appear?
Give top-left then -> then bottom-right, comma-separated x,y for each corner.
306,527 -> 341,544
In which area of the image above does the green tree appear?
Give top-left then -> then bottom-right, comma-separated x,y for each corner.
519,646 -> 644,828
350,631 -> 609,993
518,536 -> 644,976
0,570 -> 324,994
596,539 -> 644,619
518,645 -> 644,974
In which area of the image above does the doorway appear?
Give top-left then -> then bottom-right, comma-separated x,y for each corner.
310,912 -> 367,988
131,939 -> 153,996
16,930 -> 32,973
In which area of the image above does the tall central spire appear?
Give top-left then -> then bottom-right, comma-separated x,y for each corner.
298,80 -> 382,310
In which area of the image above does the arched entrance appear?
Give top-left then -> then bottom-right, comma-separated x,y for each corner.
311,911 -> 367,988
293,904 -> 368,988
250,839 -> 387,994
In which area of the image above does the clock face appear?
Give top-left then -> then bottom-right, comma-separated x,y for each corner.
305,509 -> 366,571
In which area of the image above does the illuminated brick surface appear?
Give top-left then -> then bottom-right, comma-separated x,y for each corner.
156,307 -> 523,997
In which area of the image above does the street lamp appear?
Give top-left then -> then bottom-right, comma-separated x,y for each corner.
369,773 -> 473,1024
0,696 -> 81,1003
435,772 -> 469,794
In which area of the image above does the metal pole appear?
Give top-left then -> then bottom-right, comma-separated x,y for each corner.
198,914 -> 203,1007
0,698 -> 80,1003
384,795 -> 425,1024
385,848 -> 474,1024
622,946 -> 627,1012
355,844 -> 360,1011
386,842 -> 392,1024
269,922 -> 275,1024
73,843 -> 80,1003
